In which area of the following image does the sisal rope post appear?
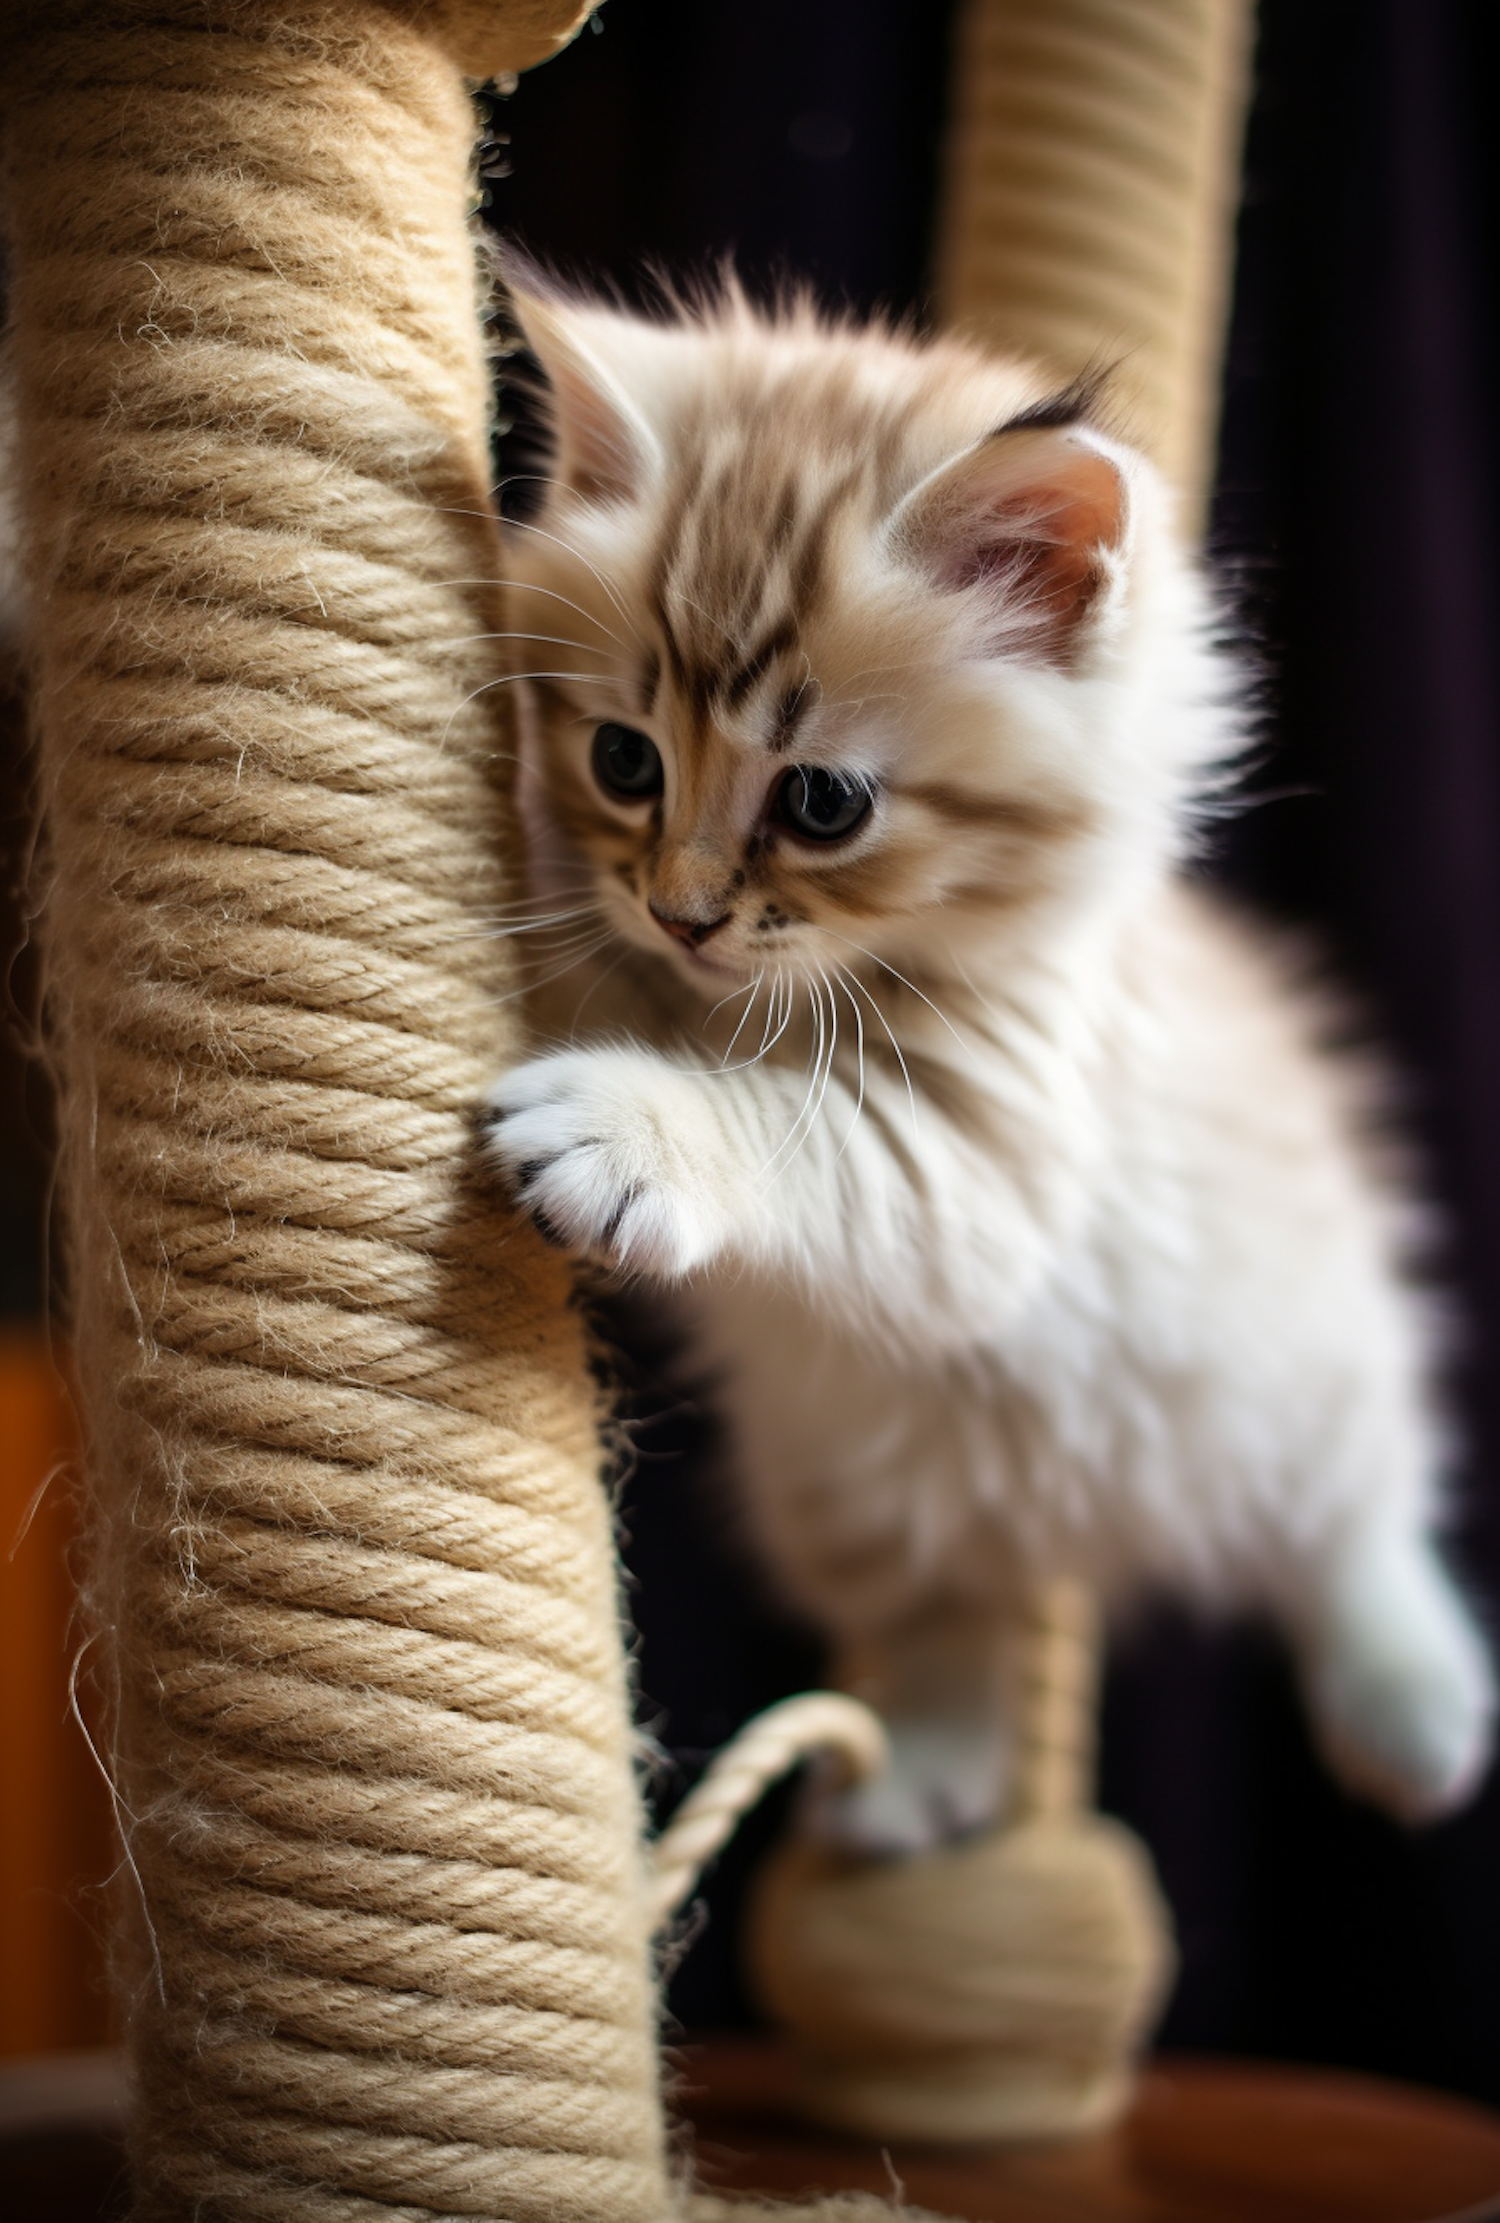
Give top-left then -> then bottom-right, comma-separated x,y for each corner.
748,1589 -> 1172,2144
748,0 -> 1255,2144
2,4 -> 679,2216
937,0 -> 1256,520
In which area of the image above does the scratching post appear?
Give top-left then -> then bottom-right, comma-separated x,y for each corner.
3,4 -> 676,2216
749,0 -> 1254,2143
749,1593 -> 1171,2142
938,0 -> 1256,519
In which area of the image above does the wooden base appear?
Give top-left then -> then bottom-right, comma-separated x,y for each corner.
5,2039 -> 1500,2220
674,2037 -> 1500,2223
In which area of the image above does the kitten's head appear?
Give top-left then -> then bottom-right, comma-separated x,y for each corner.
504,279 -> 1224,997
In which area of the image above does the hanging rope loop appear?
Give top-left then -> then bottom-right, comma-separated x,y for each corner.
650,1693 -> 888,1929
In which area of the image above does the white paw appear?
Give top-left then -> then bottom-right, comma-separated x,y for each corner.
803,1712 -> 1008,1858
485,1048 -> 741,1279
1305,1536 -> 1495,1823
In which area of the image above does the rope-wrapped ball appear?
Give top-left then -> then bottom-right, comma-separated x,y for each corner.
748,1818 -> 1175,2143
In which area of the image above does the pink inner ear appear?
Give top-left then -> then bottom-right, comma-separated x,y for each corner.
925,436 -> 1129,665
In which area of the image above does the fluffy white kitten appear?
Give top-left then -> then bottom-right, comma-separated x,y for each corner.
486,283 -> 1494,1852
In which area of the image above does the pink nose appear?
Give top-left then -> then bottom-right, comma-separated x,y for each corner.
649,903 -> 731,949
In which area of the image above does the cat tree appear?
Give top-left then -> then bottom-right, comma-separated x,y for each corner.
0,0 -> 1249,2216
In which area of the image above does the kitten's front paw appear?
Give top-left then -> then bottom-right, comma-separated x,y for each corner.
486,1049 -> 741,1279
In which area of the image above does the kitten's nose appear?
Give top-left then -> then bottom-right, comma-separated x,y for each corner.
649,902 -> 731,949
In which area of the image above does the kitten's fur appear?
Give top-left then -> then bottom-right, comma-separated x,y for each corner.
487,283 -> 1494,1851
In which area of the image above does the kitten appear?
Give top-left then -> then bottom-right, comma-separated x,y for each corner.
485,281 -> 1494,1853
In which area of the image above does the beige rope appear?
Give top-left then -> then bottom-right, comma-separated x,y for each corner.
3,4 -> 668,2218
651,1694 -> 888,1929
938,0 -> 1256,521
1010,1579 -> 1100,1821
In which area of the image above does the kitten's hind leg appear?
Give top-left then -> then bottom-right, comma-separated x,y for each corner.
1296,1521 -> 1494,1822
805,1600 -> 1018,1857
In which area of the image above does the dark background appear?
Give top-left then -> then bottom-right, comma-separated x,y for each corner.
481,0 -> 1500,2103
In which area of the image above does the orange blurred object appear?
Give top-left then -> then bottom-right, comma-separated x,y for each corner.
0,1333 -> 115,2057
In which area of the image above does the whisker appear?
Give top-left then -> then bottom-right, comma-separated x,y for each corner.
569,941 -> 636,1031
482,903 -> 599,941
725,965 -> 793,1074
765,967 -> 796,1061
715,973 -> 764,1066
478,881 -> 600,916
801,963 -> 840,1150
472,670 -> 621,690
445,629 -> 630,662
821,928 -> 975,1066
506,518 -> 643,643
833,964 -> 867,1162
431,502 -> 662,684
839,966 -> 920,1142
665,583 -> 745,657
719,969 -> 782,1074
422,891 -> 601,949
758,980 -> 814,1176
763,975 -> 829,1180
523,916 -> 614,958
520,925 -> 613,965
756,968 -> 786,1063
493,928 -> 616,1004
703,972 -> 757,1029
440,666 -> 622,750
436,577 -> 633,653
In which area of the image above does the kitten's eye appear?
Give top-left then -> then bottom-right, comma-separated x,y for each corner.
592,722 -> 663,799
775,765 -> 872,843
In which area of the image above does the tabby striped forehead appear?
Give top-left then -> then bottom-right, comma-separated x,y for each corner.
642,390 -> 909,749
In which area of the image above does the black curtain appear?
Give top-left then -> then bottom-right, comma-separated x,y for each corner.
486,0 -> 1500,2102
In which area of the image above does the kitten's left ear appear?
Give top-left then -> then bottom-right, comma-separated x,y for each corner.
889,420 -> 1132,667
506,283 -> 663,505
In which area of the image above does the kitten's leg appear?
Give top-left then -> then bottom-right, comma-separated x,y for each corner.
1295,1521 -> 1494,1820
807,1599 -> 1019,1857
486,1041 -> 1037,1311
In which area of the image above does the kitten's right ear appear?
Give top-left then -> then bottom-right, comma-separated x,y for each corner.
888,417 -> 1132,667
505,283 -> 661,505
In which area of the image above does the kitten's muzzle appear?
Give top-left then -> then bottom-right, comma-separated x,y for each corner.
648,901 -> 732,950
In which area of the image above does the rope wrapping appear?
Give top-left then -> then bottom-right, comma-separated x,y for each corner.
3,4 -> 667,2215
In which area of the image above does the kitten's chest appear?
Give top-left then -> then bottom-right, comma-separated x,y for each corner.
687,1257 -> 1187,1593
